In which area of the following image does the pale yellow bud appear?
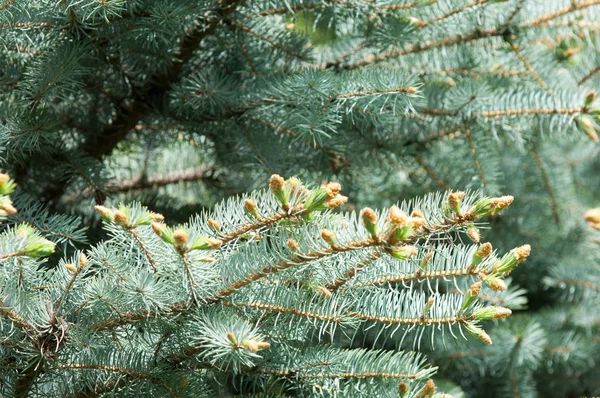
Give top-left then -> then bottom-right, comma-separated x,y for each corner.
316,286 -> 333,299
206,238 -> 222,249
152,222 -> 165,237
0,203 -> 17,215
287,239 -> 300,252
65,263 -> 78,273
150,212 -> 164,222
256,341 -> 271,350
325,182 -> 341,198
94,205 -> 112,218
469,282 -> 482,297
490,196 -> 514,212
242,339 -> 259,352
79,253 -> 87,269
173,229 -> 189,245
113,210 -> 128,226
514,244 -> 531,262
389,206 -> 408,227
478,330 -> 492,345
477,242 -> 492,258
490,278 -> 507,292
269,174 -> 285,194
244,198 -> 258,215
207,218 -> 220,231
585,208 -> 600,224
467,227 -> 480,243
325,195 -> 348,208
321,229 -> 336,245
226,332 -> 237,345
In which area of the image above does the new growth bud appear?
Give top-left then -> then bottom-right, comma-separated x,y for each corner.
152,222 -> 165,237
79,253 -> 87,269
472,242 -> 492,266
447,191 -> 465,214
270,174 -> 288,209
361,207 -> 378,237
399,382 -> 409,397
416,379 -> 436,398
65,263 -> 78,273
585,208 -> 600,230
495,244 -> 530,273
387,206 -> 412,244
207,218 -> 221,232
94,205 -> 113,219
467,196 -> 514,218
244,198 -> 259,218
287,238 -> 300,252
585,90 -> 596,107
473,306 -> 512,321
242,339 -> 270,352
387,245 -> 418,260
227,332 -> 238,346
320,229 -> 336,246
173,229 -> 189,245
113,210 -> 128,227
461,281 -> 481,310
464,322 -> 493,345
467,226 -> 480,242
315,286 -> 333,299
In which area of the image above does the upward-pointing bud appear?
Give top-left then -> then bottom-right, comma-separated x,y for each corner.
585,90 -> 596,107
447,191 -> 465,214
244,198 -> 259,218
467,196 -> 514,219
495,244 -> 530,273
113,210 -> 128,227
270,174 -> 288,209
361,207 -> 378,237
472,242 -> 492,266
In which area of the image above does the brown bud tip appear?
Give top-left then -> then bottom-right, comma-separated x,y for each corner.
410,216 -> 425,229
399,381 -> 409,395
0,203 -> 17,215
584,208 -> 600,224
405,86 -> 418,94
514,244 -> 531,262
152,222 -> 165,237
490,195 -> 514,212
389,206 -> 408,226
469,281 -> 482,297
94,205 -> 112,218
173,229 -> 189,245
206,238 -> 222,249
287,239 -> 300,252
113,210 -> 128,226
585,90 -> 596,104
325,195 -> 348,208
490,278 -> 507,292
479,330 -> 492,345
244,198 -> 257,214
287,177 -> 301,190
477,242 -> 493,258
316,286 -> 333,298
256,341 -> 271,350
420,379 -> 436,396
207,218 -> 221,230
361,207 -> 377,224
494,307 -> 512,320
269,174 -> 285,193
411,209 -> 424,218
242,339 -> 259,352
150,212 -> 164,222
79,253 -> 87,269
227,331 -> 237,345
448,191 -> 465,209
321,229 -> 335,244
325,182 -> 342,198
286,22 -> 295,30
467,227 -> 480,243
65,263 -> 78,273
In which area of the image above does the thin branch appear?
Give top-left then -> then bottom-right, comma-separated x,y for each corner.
531,143 -> 560,225
415,157 -> 450,190
227,21 -> 307,60
325,250 -> 382,292
578,65 -> 600,86
418,0 -> 491,28
520,0 -> 600,27
508,41 -> 550,92
465,129 -> 489,189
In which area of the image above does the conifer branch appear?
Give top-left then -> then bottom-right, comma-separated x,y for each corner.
226,21 -> 307,60
107,166 -> 214,193
520,0 -> 600,27
578,65 -> 600,86
508,41 -> 550,92
325,250 -> 382,292
531,144 -> 560,225
0,298 -> 33,330
415,157 -> 450,190
221,300 -> 345,323
465,129 -> 489,189
418,0 -> 491,28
